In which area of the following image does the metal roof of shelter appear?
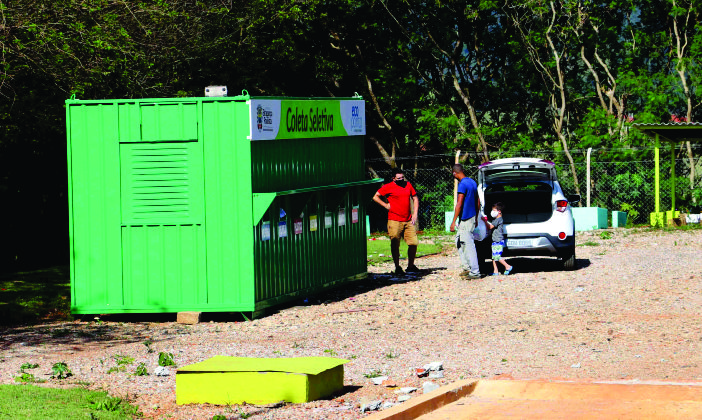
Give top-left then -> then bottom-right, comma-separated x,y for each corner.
633,122 -> 702,142
632,123 -> 702,225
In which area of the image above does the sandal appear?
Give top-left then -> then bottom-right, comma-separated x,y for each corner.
504,268 -> 512,275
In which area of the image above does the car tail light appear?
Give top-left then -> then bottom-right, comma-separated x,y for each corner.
539,159 -> 555,166
558,232 -> 567,240
556,200 -> 568,212
479,161 -> 492,168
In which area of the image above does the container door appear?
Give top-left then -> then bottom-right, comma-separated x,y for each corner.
118,102 -> 206,311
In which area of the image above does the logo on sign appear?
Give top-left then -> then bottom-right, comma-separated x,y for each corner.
256,104 -> 263,132
350,105 -> 363,132
256,104 -> 274,133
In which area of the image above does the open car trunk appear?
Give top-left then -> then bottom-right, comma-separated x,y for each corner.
484,182 -> 553,224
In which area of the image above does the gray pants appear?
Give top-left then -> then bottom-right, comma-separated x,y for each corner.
456,218 -> 480,276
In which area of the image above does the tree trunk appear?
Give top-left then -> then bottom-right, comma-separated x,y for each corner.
545,5 -> 581,198
451,74 -> 490,162
672,1 -> 697,199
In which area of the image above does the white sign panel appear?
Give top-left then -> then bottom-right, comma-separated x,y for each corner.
261,221 -> 271,241
249,100 -> 281,140
340,100 -> 365,136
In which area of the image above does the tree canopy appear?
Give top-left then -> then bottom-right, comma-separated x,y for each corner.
1,0 -> 701,268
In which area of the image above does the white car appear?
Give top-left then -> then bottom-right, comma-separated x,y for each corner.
476,158 -> 580,270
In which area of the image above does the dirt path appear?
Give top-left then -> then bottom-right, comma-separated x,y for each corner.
1,228 -> 701,419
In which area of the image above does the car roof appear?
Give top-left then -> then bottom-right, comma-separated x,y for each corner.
479,158 -> 555,168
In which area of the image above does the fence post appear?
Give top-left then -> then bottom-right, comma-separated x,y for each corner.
586,147 -> 592,207
655,135 -> 660,214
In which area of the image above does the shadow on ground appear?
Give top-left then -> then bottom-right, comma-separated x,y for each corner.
488,256 -> 591,274
0,255 -> 589,348
257,267 -> 442,319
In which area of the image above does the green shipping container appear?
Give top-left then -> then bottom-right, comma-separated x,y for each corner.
66,92 -> 381,315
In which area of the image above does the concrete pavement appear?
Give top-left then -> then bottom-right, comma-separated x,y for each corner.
365,379 -> 702,420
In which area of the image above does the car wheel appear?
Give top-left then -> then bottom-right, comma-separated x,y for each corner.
562,249 -> 576,270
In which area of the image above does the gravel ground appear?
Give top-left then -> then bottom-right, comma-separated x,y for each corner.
2,228 -> 702,419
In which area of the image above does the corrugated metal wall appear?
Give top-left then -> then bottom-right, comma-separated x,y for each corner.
68,98 -> 256,314
253,187 -> 367,304
249,124 -> 370,308
67,103 -> 124,312
201,100 -> 256,311
250,136 -> 365,192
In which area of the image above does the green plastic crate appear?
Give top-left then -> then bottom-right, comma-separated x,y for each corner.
611,211 -> 627,228
572,207 -> 608,231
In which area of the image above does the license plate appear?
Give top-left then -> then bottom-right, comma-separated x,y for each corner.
507,239 -> 533,247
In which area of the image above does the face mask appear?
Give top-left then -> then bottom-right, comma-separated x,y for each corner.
394,180 -> 408,188
490,210 -> 499,218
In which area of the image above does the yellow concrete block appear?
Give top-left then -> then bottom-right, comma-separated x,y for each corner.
176,356 -> 348,405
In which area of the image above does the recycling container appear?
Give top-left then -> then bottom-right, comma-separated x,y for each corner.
66,92 -> 381,315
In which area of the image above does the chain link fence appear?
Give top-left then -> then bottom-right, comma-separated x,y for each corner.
368,157 -> 701,231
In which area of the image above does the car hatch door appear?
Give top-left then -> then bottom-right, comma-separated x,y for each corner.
481,160 -> 555,186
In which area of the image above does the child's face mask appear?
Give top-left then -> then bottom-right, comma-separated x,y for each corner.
490,210 -> 499,218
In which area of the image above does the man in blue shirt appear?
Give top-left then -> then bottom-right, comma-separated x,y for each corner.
449,164 -> 482,279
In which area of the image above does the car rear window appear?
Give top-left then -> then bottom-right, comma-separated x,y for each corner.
484,168 -> 551,183
484,182 -> 553,223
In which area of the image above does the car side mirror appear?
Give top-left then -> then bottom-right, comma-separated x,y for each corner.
568,194 -> 581,204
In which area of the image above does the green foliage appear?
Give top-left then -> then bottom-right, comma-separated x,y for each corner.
51,362 -> 73,380
620,203 -> 639,227
20,363 -> 39,371
323,349 -> 337,356
158,352 -> 176,367
363,369 -> 385,378
134,363 -> 149,376
0,385 -> 140,419
143,340 -> 154,354
366,239 -> 443,266
599,231 -> 613,240
0,267 -> 71,326
211,416 -> 227,420
14,373 -> 42,383
14,362 -> 43,383
89,396 -> 123,412
107,355 -> 134,374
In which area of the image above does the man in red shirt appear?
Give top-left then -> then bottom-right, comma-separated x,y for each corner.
373,168 -> 420,275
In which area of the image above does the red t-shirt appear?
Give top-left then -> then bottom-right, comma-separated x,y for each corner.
377,181 -> 417,222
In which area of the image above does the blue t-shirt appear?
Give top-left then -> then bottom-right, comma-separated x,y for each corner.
457,177 -> 478,220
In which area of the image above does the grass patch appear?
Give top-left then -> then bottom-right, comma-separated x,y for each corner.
363,369 -> 385,378
0,265 -> 71,326
578,241 -> 600,247
661,223 -> 702,232
366,238 -> 444,265
0,384 -> 140,419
